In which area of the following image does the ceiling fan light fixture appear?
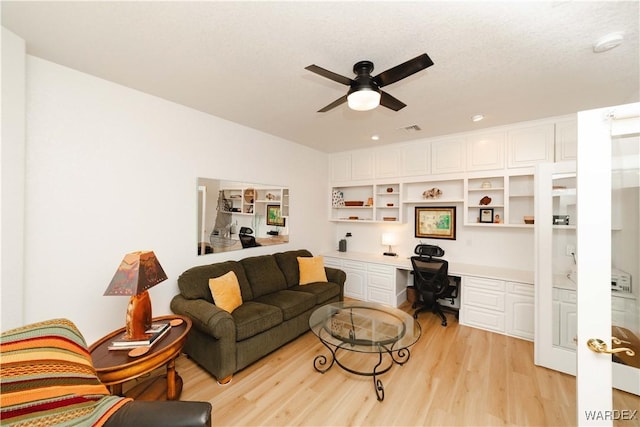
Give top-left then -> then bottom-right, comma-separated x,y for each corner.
347,88 -> 381,111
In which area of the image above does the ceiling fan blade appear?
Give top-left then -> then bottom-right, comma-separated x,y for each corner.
373,53 -> 434,88
379,91 -> 406,111
318,95 -> 348,112
305,64 -> 354,86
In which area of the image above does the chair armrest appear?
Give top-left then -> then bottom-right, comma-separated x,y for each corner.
104,400 -> 211,427
170,295 -> 235,340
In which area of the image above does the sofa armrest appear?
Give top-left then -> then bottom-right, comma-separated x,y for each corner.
325,266 -> 346,285
170,295 -> 235,340
324,267 -> 346,299
104,400 -> 211,427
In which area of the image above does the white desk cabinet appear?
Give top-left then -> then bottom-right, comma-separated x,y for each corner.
340,259 -> 367,301
366,263 -> 397,306
460,276 -> 506,334
324,256 -> 405,307
461,276 -> 534,340
505,282 -> 535,340
323,252 -> 534,338
552,288 -> 636,350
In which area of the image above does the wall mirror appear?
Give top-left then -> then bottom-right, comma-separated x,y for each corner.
197,178 -> 289,255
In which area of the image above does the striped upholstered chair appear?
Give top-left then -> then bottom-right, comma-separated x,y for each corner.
1,318 -> 211,427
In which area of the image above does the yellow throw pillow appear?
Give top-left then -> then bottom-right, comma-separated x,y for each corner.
298,256 -> 328,285
209,271 -> 243,313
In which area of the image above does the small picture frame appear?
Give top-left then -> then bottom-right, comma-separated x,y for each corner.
266,205 -> 285,226
479,208 -> 494,223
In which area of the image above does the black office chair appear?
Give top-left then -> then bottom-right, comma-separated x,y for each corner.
410,244 -> 458,326
239,227 -> 261,248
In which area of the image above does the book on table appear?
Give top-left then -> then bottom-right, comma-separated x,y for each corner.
108,322 -> 170,350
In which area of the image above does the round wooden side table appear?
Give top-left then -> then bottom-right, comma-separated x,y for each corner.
89,315 -> 191,401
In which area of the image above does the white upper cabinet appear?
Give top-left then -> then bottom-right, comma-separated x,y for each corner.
466,131 -> 506,171
507,123 -> 555,168
351,151 -> 375,180
554,119 -> 577,162
401,142 -> 431,177
374,147 -> 402,178
330,151 -> 375,182
432,136 -> 467,175
330,153 -> 352,182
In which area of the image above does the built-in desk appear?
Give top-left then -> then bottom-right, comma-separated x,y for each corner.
323,251 -> 535,341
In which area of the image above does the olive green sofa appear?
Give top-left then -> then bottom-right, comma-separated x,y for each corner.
170,249 -> 345,383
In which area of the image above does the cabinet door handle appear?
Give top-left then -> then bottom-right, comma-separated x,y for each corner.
587,338 -> 635,356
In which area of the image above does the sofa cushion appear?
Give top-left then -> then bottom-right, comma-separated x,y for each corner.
240,255 -> 287,298
298,256 -> 328,285
274,249 -> 313,287
209,271 -> 243,313
178,261 -> 253,302
232,302 -> 283,341
254,290 -> 317,321
290,282 -> 341,304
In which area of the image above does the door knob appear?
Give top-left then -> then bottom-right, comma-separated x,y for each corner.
587,338 -> 635,356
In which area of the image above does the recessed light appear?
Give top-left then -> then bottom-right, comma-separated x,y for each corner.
593,32 -> 624,53
471,114 -> 484,122
371,134 -> 380,141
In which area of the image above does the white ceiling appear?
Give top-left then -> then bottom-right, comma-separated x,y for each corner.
2,1 -> 639,153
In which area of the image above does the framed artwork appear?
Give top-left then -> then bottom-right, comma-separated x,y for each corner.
479,208 -> 494,223
415,206 -> 456,240
266,205 -> 285,226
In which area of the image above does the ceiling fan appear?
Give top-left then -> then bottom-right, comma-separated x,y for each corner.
305,53 -> 434,112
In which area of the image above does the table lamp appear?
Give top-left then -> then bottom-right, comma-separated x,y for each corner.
104,251 -> 168,340
381,233 -> 397,257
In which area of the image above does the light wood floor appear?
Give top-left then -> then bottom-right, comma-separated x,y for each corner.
164,303 -> 639,426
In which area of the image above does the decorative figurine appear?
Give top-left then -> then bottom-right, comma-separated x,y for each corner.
423,188 -> 442,199
479,196 -> 492,205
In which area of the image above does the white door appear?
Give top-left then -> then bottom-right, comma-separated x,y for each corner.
576,103 -> 640,425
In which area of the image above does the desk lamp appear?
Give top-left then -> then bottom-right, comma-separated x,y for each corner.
104,251 -> 167,340
381,233 -> 397,257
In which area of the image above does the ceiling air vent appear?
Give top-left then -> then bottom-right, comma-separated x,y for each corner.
400,124 -> 422,132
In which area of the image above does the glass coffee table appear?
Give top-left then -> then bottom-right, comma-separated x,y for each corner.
309,301 -> 421,401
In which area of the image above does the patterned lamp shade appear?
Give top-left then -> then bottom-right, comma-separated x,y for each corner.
104,251 -> 168,340
104,251 -> 167,296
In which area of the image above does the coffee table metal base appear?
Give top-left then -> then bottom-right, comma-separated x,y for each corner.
313,338 -> 411,401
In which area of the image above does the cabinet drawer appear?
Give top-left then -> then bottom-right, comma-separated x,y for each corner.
463,286 -> 505,311
507,282 -> 534,296
464,276 -> 505,292
367,287 -> 395,306
343,260 -> 367,271
611,295 -> 633,311
367,263 -> 394,276
323,257 -> 342,269
558,289 -> 576,303
368,273 -> 393,291
462,306 -> 505,333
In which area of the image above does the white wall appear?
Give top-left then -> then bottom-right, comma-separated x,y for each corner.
1,28 -> 26,331
21,55 -> 331,343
